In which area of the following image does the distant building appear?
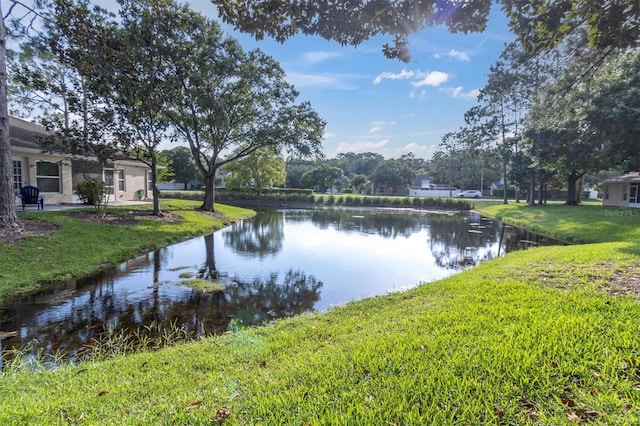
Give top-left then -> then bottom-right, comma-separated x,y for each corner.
408,174 -> 458,197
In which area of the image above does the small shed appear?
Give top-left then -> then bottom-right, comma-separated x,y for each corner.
602,172 -> 640,208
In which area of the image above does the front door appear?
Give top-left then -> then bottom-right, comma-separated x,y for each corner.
11,157 -> 26,194
102,168 -> 115,202
630,183 -> 640,208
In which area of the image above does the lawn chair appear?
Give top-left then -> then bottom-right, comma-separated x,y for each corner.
20,186 -> 44,210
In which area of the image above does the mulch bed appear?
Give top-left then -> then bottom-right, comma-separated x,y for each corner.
1,207 -> 228,244
66,210 -> 182,225
0,219 -> 59,243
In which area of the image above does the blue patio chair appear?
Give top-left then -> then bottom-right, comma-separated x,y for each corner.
20,186 -> 44,210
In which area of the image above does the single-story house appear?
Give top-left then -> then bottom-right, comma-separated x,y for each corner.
602,172 -> 640,208
10,116 -> 153,205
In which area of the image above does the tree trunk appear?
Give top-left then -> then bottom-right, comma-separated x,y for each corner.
201,172 -> 216,211
538,170 -> 544,205
0,12 -> 21,230
576,175 -> 584,204
528,175 -> 535,206
565,171 -> 581,205
150,153 -> 162,216
501,158 -> 508,204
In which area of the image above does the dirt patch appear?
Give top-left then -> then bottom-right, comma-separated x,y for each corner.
605,267 -> 640,297
0,219 -> 59,244
1,207 -> 228,244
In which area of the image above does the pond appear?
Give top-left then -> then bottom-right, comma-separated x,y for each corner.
0,208 -> 560,365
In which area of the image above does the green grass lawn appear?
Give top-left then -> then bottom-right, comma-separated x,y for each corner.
2,202 -> 640,425
0,199 -> 254,304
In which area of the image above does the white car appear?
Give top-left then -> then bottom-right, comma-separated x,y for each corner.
458,190 -> 482,199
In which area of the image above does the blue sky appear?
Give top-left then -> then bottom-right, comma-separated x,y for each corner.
190,1 -> 516,160
10,0 -> 515,160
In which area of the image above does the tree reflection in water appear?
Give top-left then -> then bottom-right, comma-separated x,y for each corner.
1,208 -> 557,365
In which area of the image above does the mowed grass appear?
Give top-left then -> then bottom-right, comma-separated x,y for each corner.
2,202 -> 640,425
0,200 -> 254,304
479,202 -> 640,245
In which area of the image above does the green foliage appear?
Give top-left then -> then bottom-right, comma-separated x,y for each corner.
300,164 -> 344,192
223,148 -> 286,191
215,0 -> 639,61
75,179 -> 105,206
161,146 -> 199,185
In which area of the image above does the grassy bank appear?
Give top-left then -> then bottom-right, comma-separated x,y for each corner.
478,202 -> 640,245
2,203 -> 640,424
0,199 -> 254,304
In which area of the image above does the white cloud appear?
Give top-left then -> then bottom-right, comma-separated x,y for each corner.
285,72 -> 358,90
409,90 -> 428,100
411,71 -> 449,88
448,49 -> 470,62
334,139 -> 390,155
434,49 -> 471,62
367,120 -> 397,134
374,69 -> 449,90
444,86 -> 480,100
373,68 -> 415,84
323,132 -> 337,139
302,51 -> 342,65
331,139 -> 437,160
392,143 -> 437,159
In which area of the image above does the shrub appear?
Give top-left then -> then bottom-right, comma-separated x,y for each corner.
75,179 -> 105,205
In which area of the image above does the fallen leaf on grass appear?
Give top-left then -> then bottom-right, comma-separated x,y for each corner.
215,406 -> 231,423
185,400 -> 203,410
97,391 -> 108,397
518,396 -> 536,410
495,410 -> 504,419
561,397 -> 576,407
569,409 -> 601,420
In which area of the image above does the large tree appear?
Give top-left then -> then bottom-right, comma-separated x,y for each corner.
523,31 -> 627,205
371,158 -> 414,194
138,1 -> 325,211
162,146 -> 199,188
300,164 -> 344,193
224,147 -> 286,191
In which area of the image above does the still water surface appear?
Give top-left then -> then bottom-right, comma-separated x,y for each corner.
0,208 -> 559,361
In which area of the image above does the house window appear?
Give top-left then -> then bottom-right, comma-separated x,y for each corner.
623,185 -> 628,201
12,160 -> 23,191
117,169 -> 125,191
605,185 -> 609,200
147,171 -> 153,192
36,161 -> 61,192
